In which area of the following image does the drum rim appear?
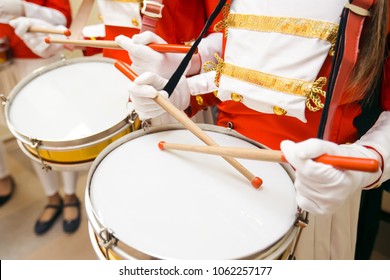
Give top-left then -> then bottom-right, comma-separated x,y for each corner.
85,123 -> 298,260
4,56 -> 132,148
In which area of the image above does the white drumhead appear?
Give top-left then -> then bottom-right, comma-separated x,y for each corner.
89,128 -> 297,260
7,58 -> 130,141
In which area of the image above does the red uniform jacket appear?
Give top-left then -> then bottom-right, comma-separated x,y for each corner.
0,0 -> 71,59
100,0 -> 221,63
187,7 -> 390,150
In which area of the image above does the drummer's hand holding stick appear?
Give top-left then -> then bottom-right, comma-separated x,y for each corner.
158,141 -> 380,172
115,32 -> 205,79
9,17 -> 68,58
45,35 -> 197,55
159,136 -> 384,215
114,60 -> 263,189
280,137 -> 385,215
2,1 -> 71,36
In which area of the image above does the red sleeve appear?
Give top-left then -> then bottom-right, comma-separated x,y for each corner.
204,0 -> 225,34
185,93 -> 221,118
27,0 -> 72,27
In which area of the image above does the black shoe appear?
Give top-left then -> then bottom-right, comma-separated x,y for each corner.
34,200 -> 63,235
63,197 -> 81,233
0,176 -> 16,207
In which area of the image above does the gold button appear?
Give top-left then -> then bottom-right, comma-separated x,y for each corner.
98,14 -> 104,22
213,91 -> 218,97
195,95 -> 203,105
132,18 -> 139,26
273,106 -> 287,116
231,93 -> 243,102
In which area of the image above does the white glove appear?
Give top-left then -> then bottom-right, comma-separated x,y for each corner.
128,72 -> 190,120
280,138 -> 383,215
9,17 -> 65,58
23,2 -> 67,26
0,0 -> 23,18
116,32 -> 195,79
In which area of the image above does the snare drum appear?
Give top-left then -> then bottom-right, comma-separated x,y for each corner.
86,124 -> 300,260
3,57 -> 140,164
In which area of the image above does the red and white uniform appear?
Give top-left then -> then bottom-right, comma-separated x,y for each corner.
0,0 -> 71,59
85,0 -> 220,64
0,1 -> 72,189
185,0 -> 390,259
0,0 -> 71,89
85,0 -> 222,124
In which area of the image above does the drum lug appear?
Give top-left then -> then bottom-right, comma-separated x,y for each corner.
30,138 -> 52,171
141,119 -> 152,131
127,110 -> 139,131
99,228 -> 118,258
0,94 -> 8,106
286,208 -> 309,260
295,208 -> 309,228
226,121 -> 234,132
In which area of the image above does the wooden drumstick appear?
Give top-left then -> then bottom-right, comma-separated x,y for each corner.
45,37 -> 197,54
158,142 -> 380,173
114,60 -> 263,188
29,26 -> 71,36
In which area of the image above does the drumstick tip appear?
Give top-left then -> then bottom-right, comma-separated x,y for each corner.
44,37 -> 51,44
158,141 -> 166,150
251,177 -> 263,189
64,29 -> 71,37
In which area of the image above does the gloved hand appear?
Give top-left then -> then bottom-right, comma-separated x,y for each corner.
128,72 -> 190,120
0,0 -> 23,18
23,2 -> 67,26
280,138 -> 382,215
9,17 -> 65,58
116,32 -> 195,79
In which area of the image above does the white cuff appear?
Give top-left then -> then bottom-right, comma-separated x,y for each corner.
187,71 -> 218,96
356,111 -> 390,186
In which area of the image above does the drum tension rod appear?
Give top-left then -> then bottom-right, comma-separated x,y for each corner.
30,139 -> 52,171
141,119 -> 152,131
99,228 -> 118,258
128,110 -> 139,131
287,208 -> 309,260
0,94 -> 8,105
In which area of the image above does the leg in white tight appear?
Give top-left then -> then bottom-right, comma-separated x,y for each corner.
61,171 -> 78,196
0,142 -> 13,199
31,161 -> 59,197
0,142 -> 10,179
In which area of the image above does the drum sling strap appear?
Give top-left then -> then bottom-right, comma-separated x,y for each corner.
67,0 -> 95,47
317,0 -> 375,140
140,0 -> 164,33
162,0 -> 227,96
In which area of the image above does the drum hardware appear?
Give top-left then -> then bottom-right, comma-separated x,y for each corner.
128,109 -> 139,131
0,94 -> 8,105
227,121 -> 234,132
141,119 -> 152,131
98,228 -> 118,258
30,138 -> 52,171
287,208 -> 309,260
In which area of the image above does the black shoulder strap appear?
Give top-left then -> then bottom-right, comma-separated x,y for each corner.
163,0 -> 227,96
